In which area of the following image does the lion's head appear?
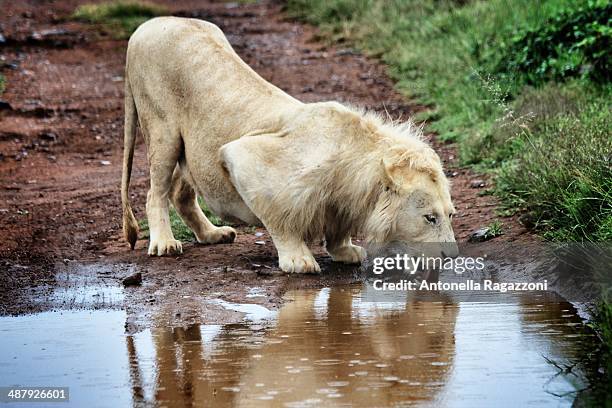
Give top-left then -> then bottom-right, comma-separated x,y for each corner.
363,122 -> 458,258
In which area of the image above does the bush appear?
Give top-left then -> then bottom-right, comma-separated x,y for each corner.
495,2 -> 611,86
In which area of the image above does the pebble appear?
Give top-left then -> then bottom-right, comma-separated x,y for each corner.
122,272 -> 142,287
470,179 -> 486,188
468,227 -> 491,242
39,132 -> 58,142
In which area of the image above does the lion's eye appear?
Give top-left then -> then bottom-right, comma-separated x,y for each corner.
424,214 -> 437,224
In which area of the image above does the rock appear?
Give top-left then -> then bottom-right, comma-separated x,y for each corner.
337,48 -> 360,56
470,179 -> 486,188
29,28 -> 70,41
122,272 -> 142,287
39,131 -> 58,142
15,150 -> 28,161
0,100 -> 13,111
0,60 -> 18,70
254,232 -> 264,237
446,171 -> 459,178
468,227 -> 491,243
100,160 -> 111,166
254,240 -> 266,245
0,33 -> 5,44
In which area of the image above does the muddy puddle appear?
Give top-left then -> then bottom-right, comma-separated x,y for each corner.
0,284 -> 595,407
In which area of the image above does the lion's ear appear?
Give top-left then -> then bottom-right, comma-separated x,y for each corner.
382,157 -> 410,193
382,152 -> 440,193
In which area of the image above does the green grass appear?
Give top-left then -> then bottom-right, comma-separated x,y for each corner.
72,1 -> 167,39
138,199 -> 229,242
0,74 -> 5,94
495,84 -> 612,241
485,220 -> 504,238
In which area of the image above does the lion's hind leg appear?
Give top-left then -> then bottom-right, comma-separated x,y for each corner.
170,167 -> 236,245
143,120 -> 183,256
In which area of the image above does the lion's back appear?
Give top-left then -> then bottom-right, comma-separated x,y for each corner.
128,17 -> 229,61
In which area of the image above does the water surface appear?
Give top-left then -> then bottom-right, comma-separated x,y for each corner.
0,286 -> 592,407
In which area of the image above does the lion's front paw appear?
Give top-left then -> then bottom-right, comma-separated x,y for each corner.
197,226 -> 237,245
329,244 -> 366,265
279,253 -> 321,274
148,238 -> 183,256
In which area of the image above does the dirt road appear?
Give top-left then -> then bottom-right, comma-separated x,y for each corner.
0,0 -> 528,320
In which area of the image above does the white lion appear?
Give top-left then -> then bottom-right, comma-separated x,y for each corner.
121,17 -> 458,273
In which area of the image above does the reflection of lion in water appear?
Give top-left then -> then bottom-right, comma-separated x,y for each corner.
131,288 -> 458,406
121,17 -> 458,273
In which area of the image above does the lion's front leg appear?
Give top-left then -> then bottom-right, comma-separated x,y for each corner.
326,236 -> 366,265
270,233 -> 320,274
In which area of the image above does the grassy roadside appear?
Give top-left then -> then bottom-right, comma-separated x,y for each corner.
72,0 -> 167,39
285,0 -> 611,404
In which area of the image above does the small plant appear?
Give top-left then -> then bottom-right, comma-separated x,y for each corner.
485,220 -> 504,238
72,1 -> 167,39
495,207 -> 517,217
0,74 -> 5,94
138,199 -> 229,242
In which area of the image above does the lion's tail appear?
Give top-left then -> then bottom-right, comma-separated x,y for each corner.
121,78 -> 139,249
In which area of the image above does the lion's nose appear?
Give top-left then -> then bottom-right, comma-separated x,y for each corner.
441,242 -> 459,258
